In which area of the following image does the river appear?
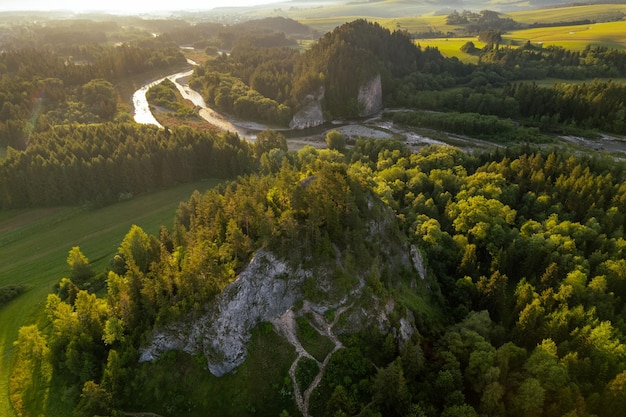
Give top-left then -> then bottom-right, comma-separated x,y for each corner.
131,63 -> 447,150
133,59 -> 261,140
132,60 -> 626,157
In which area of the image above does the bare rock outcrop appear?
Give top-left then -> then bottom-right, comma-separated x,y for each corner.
289,74 -> 382,129
289,88 -> 326,129
357,73 -> 382,117
139,250 -> 307,376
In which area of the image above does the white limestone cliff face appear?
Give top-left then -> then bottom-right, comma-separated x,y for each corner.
139,250 -> 308,376
410,245 -> 427,280
357,74 -> 382,117
289,74 -> 383,129
139,225 -> 426,378
289,88 -> 326,129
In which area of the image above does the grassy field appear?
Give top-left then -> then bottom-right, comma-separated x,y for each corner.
504,20 -> 626,51
299,13 -> 455,37
506,4 -> 626,25
297,3 -> 626,37
414,37 -> 487,64
297,3 -> 626,56
0,179 -> 220,417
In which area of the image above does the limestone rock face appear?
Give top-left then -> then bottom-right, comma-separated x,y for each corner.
289,88 -> 326,129
289,74 -> 382,128
139,206 -> 425,378
357,74 -> 382,117
410,245 -> 427,281
139,250 -> 307,376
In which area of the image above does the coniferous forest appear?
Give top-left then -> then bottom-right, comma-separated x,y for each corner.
1,7 -> 626,417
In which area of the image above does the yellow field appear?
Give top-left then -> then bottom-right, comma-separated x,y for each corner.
376,15 -> 456,34
414,38 -> 487,64
296,3 -> 626,54
506,4 -> 626,24
299,14 -> 456,40
505,21 -> 626,50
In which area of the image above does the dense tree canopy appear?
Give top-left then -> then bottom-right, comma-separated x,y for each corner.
9,139 -> 626,417
3,12 -> 626,417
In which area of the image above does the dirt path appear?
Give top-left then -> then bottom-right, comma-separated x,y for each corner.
272,309 -> 317,414
272,303 -> 352,417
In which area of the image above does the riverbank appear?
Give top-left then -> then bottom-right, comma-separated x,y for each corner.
130,55 -> 626,159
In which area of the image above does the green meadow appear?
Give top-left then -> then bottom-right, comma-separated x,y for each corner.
506,4 -> 626,25
504,21 -> 626,51
413,37 -> 487,64
298,3 -> 626,64
0,180 -> 219,416
299,14 -> 455,37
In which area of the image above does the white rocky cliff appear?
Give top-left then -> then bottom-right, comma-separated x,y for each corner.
139,250 -> 308,376
357,73 -> 383,117
289,87 -> 326,129
289,74 -> 383,129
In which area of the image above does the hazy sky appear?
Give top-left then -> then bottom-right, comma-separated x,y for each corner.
0,0 -> 286,13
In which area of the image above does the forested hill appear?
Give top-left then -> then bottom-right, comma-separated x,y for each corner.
190,19 -> 447,123
290,19 -> 426,117
11,138 -> 626,417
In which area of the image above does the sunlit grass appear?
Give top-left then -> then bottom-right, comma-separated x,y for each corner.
297,16 -> 365,34
504,21 -> 626,51
0,179 -> 220,417
506,4 -> 626,24
376,14 -> 456,34
300,14 -> 457,36
415,38 -> 487,64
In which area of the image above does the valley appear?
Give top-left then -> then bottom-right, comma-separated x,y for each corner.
1,2 -> 626,416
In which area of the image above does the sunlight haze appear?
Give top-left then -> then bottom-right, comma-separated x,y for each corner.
1,0 -> 286,13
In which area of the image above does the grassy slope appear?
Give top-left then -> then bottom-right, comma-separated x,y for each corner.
504,20 -> 626,50
414,37 -> 487,64
506,4 -> 626,24
0,179 -> 219,417
132,327 -> 297,417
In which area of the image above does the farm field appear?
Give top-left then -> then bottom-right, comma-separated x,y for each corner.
504,20 -> 626,51
413,37 -> 487,63
506,4 -> 626,24
0,179 -> 220,417
299,13 -> 456,36
299,3 -> 626,63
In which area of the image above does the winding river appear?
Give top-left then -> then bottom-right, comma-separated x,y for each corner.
133,59 -> 259,140
131,62 -> 449,150
132,59 -> 626,157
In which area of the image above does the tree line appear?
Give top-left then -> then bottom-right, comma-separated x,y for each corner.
0,123 -> 254,208
0,44 -> 186,148
389,45 -> 626,136
190,19 -> 440,125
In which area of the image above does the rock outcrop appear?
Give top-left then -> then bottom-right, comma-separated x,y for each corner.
289,74 -> 383,128
357,73 -> 383,117
139,250 -> 308,376
139,206 -> 425,378
289,88 -> 325,129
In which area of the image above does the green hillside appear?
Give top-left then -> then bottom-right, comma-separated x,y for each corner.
504,20 -> 626,50
2,5 -> 626,417
0,180 -> 218,417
